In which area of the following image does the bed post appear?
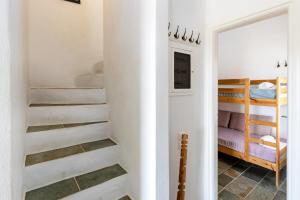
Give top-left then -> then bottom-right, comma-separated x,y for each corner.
244,79 -> 250,161
275,77 -> 281,186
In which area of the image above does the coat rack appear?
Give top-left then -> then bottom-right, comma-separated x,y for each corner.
169,22 -> 201,46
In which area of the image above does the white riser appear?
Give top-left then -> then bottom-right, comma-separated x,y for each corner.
24,146 -> 120,191
62,175 -> 128,200
30,89 -> 106,104
28,104 -> 110,126
25,122 -> 112,154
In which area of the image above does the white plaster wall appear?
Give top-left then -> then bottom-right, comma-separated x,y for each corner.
28,0 -> 103,88
0,0 -> 12,199
104,0 -> 168,199
218,14 -> 288,138
0,0 -> 28,199
169,0 -> 205,199
10,0 -> 28,199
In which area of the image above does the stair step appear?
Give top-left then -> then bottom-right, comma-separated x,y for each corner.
119,196 -> 131,200
26,139 -> 116,166
30,103 -> 105,107
28,104 -> 110,126
27,121 -> 106,133
26,122 -> 112,154
25,164 -> 127,200
30,88 -> 106,104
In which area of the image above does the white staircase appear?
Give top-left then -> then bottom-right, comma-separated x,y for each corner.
24,89 -> 131,200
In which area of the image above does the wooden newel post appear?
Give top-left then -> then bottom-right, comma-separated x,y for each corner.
177,133 -> 188,200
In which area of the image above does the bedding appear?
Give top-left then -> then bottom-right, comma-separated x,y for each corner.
218,127 -> 286,163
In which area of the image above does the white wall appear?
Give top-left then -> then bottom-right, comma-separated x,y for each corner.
218,15 -> 288,80
0,0 -> 28,199
218,14 -> 288,138
104,0 -> 168,199
0,0 -> 13,199
168,0 -> 205,199
10,0 -> 28,199
28,0 -> 103,88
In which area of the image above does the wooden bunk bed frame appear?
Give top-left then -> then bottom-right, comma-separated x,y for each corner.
218,77 -> 287,186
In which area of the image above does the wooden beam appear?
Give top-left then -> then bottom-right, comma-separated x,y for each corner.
219,96 -> 245,104
218,88 -> 245,94
250,79 -> 277,85
249,119 -> 277,127
249,137 -> 277,148
218,79 -> 249,85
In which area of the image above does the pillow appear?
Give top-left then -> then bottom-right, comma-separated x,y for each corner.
229,112 -> 245,131
250,114 -> 273,136
218,110 -> 231,128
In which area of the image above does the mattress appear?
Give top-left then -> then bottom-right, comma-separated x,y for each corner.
218,127 -> 286,163
219,86 -> 276,99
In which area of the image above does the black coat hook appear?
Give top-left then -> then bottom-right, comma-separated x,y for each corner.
196,33 -> 201,45
182,28 -> 187,41
168,22 -> 171,37
174,26 -> 180,39
285,60 -> 288,67
277,61 -> 281,68
189,31 -> 195,43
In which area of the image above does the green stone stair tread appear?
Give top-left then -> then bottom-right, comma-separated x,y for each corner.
27,121 -> 107,133
119,195 -> 131,200
29,103 -> 105,107
75,164 -> 127,190
25,164 -> 127,200
25,139 -> 116,166
25,178 -> 79,200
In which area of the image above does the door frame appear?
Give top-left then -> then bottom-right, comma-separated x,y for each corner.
202,2 -> 300,199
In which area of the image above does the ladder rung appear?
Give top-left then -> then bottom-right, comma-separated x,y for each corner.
249,119 -> 277,127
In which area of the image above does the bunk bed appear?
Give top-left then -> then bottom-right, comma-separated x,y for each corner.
218,77 -> 287,186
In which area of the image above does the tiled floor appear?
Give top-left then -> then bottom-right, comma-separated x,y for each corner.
218,153 -> 286,200
25,164 -> 127,200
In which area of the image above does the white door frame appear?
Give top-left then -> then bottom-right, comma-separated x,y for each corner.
203,2 -> 300,199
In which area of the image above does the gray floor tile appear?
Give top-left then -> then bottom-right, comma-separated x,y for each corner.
219,174 -> 233,187
258,173 -> 278,194
81,139 -> 116,152
226,176 -> 257,198
75,164 -> 127,190
218,184 -> 224,192
245,185 -> 275,200
218,160 -> 232,175
25,178 -> 79,200
225,168 -> 242,178
243,166 -> 269,182
26,145 -> 84,166
274,191 -> 286,200
219,189 -> 240,200
279,180 -> 286,193
232,162 -> 249,173
267,168 -> 286,184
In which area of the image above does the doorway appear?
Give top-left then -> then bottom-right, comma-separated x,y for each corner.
201,3 -> 297,200
217,14 -> 288,199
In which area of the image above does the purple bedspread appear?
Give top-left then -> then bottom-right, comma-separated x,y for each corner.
218,127 -> 286,163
